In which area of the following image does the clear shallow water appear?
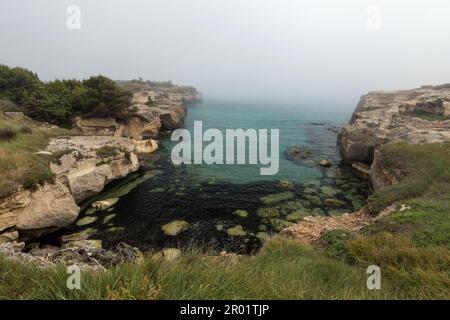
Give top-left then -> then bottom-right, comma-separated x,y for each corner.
174,100 -> 350,183
49,99 -> 368,254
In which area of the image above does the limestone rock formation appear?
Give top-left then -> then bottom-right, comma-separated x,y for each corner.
0,135 -> 157,241
74,84 -> 201,139
0,82 -> 199,245
340,84 -> 450,164
48,136 -> 142,202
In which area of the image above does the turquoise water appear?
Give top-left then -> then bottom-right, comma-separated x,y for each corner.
51,99 -> 368,253
165,99 -> 350,183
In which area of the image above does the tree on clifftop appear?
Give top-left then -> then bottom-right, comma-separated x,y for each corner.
0,65 -> 133,125
71,75 -> 132,119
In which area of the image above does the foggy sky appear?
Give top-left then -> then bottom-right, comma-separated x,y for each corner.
1,0 -> 450,107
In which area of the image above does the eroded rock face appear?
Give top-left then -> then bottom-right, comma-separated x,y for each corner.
340,85 -> 450,164
369,149 -> 401,191
0,135 -> 157,242
74,85 -> 201,139
48,136 -> 141,203
0,183 -> 79,241
0,83 -> 198,245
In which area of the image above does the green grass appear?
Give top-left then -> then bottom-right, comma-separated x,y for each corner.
0,239 -> 389,300
1,237 -> 448,300
0,113 -> 71,196
368,142 -> 450,214
1,140 -> 449,300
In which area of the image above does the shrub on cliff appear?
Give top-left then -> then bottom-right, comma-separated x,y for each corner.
0,65 -> 41,104
70,76 -> 132,119
0,126 -> 18,141
0,65 -> 133,125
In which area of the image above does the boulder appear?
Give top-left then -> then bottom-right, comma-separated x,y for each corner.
48,136 -> 141,203
92,198 -> 119,211
76,216 -> 98,227
4,112 -> 25,120
226,225 -> 247,237
132,139 -> 158,154
319,159 -> 332,167
161,220 -> 190,236
0,212 -> 18,232
323,198 -> 347,207
0,230 -> 18,243
13,182 -> 79,232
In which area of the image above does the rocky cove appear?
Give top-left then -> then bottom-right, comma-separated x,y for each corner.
2,82 -> 450,267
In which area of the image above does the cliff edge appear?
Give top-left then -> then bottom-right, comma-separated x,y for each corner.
339,84 -> 450,164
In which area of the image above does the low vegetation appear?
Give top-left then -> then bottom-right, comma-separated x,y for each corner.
407,110 -> 450,121
368,142 -> 450,214
0,142 -> 449,300
95,146 -> 119,158
1,236 -> 449,300
0,113 -> 71,196
0,65 -> 133,126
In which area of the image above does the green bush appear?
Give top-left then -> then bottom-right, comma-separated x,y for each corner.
0,126 -> 17,141
95,146 -> 119,158
0,65 -> 41,104
321,229 -> 356,261
18,125 -> 32,134
0,65 -> 133,125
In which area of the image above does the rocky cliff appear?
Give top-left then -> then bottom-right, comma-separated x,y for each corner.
339,84 -> 450,164
0,136 -> 157,242
0,82 -> 200,243
74,83 -> 202,139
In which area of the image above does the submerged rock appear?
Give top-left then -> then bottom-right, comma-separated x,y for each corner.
323,198 -> 347,207
233,209 -> 249,218
278,180 -> 293,189
92,198 -> 119,211
257,200 -> 306,219
303,187 -> 317,194
256,232 -> 269,242
61,228 -> 98,243
76,216 -> 98,227
107,226 -> 125,233
226,225 -> 247,237
284,146 -> 315,165
260,192 -> 294,205
320,186 -> 338,197
103,214 -> 116,224
161,220 -> 190,236
319,159 -> 332,167
305,195 -> 321,206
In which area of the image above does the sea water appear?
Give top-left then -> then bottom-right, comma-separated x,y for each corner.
55,99 -> 368,253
